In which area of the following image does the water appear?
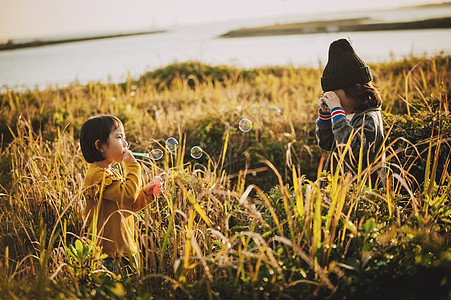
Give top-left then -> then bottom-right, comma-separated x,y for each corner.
1,6 -> 450,91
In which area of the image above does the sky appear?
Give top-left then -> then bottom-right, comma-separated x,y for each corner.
0,0 -> 445,40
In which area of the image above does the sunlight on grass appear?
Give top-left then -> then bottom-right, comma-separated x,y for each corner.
0,55 -> 450,299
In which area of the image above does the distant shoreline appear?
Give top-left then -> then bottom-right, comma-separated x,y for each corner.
219,17 -> 451,39
0,30 -> 166,52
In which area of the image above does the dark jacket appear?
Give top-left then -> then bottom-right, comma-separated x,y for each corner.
316,107 -> 386,187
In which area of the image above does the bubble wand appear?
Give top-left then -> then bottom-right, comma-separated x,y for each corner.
132,149 -> 164,160
132,152 -> 150,158
131,138 -> 178,161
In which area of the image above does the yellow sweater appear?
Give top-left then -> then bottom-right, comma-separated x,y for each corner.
82,162 -> 152,258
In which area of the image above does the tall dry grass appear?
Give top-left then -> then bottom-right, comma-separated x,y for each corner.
0,55 -> 450,299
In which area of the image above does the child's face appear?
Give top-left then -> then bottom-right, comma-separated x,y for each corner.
333,89 -> 346,103
98,124 -> 129,163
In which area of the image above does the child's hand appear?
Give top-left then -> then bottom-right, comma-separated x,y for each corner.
123,149 -> 137,163
322,91 -> 342,110
143,176 -> 162,196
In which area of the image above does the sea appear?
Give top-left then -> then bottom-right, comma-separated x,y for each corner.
1,5 -> 451,91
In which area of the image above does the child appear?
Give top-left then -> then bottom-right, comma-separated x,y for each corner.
80,115 -> 161,273
316,38 -> 386,187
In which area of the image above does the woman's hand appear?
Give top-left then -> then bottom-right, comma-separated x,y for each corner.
143,176 -> 162,196
322,91 -> 342,110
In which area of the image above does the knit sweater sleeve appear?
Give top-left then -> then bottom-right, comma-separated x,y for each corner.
102,162 -> 154,211
315,108 -> 334,151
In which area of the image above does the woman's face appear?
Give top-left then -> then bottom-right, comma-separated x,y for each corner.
98,124 -> 129,163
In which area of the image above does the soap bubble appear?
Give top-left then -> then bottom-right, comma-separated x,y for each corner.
165,137 -> 178,152
150,149 -> 163,160
190,146 -> 203,159
239,119 -> 252,132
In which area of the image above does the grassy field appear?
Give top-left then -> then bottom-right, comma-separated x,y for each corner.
0,54 -> 450,299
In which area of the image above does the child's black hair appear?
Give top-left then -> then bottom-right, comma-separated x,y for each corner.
80,115 -> 122,163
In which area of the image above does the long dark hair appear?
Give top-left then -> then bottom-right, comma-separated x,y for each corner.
344,82 -> 382,112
